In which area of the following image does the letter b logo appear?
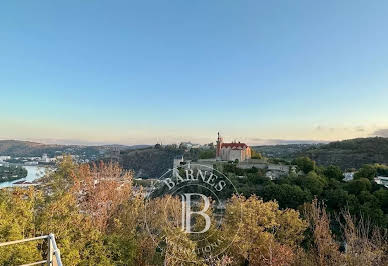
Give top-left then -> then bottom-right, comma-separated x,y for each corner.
181,193 -> 211,234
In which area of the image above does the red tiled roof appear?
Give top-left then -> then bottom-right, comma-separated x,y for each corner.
221,143 -> 248,149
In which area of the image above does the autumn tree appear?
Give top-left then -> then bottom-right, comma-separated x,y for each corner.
222,195 -> 307,265
72,161 -> 133,231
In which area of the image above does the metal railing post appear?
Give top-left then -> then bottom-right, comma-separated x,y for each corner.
47,235 -> 53,266
49,233 -> 62,266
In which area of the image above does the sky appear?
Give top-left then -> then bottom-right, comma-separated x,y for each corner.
1,0 -> 388,145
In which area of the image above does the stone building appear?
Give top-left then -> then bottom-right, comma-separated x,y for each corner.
216,132 -> 251,162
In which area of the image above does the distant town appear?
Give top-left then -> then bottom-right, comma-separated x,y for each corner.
0,153 -> 92,167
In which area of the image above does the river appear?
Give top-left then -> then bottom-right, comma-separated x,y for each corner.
0,165 -> 47,189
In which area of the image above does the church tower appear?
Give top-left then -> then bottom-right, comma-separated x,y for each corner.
216,132 -> 223,160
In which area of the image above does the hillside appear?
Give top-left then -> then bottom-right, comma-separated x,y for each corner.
0,140 -> 66,157
118,147 -> 183,178
0,140 -> 150,158
252,144 -> 320,160
302,137 -> 388,169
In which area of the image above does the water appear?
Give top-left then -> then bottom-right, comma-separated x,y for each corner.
0,165 -> 47,189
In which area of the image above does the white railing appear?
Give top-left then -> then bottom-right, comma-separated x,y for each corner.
0,233 -> 62,266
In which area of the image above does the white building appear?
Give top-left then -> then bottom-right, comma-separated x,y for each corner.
343,172 -> 355,182
375,176 -> 388,188
0,156 -> 11,162
41,154 -> 49,163
173,155 -> 184,169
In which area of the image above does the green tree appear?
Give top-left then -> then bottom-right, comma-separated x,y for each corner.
354,164 -> 377,180
38,193 -> 112,265
292,157 -> 316,174
323,189 -> 350,211
199,149 -> 216,159
293,171 -> 326,196
374,188 -> 388,213
323,165 -> 343,181
345,178 -> 372,195
261,183 -> 312,209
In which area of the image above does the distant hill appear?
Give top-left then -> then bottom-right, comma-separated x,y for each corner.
253,137 -> 388,170
0,140 -> 66,157
99,144 -> 150,150
0,140 -> 151,157
252,144 -> 320,160
302,137 -> 388,169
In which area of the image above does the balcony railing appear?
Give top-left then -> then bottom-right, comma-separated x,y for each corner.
0,234 -> 62,266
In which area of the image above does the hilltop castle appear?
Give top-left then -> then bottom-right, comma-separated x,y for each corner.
216,132 -> 251,162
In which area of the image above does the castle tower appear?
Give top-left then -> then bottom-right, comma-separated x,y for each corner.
216,132 -> 223,160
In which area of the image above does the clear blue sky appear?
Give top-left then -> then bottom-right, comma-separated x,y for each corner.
1,0 -> 388,145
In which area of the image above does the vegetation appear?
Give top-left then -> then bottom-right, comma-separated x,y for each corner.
252,144 -> 318,160
253,137 -> 388,170
219,158 -> 388,230
251,149 -> 263,159
303,137 -> 388,169
198,148 -> 216,159
0,165 -> 27,182
0,156 -> 387,265
119,145 -> 218,178
119,146 -> 184,178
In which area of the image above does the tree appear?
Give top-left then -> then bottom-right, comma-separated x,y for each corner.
374,164 -> 388,176
0,189 -> 42,265
296,200 -> 388,265
323,165 -> 343,181
323,189 -> 350,211
107,192 -> 158,265
199,149 -> 216,159
261,183 -> 312,209
222,195 -> 307,265
345,178 -> 372,195
144,195 -> 202,265
374,188 -> 388,213
1,156 -> 387,265
38,192 -> 112,265
354,164 -> 377,180
340,210 -> 388,265
292,157 -> 316,174
251,150 -> 263,159
38,159 -> 134,265
72,161 -> 133,231
293,171 -> 326,196
303,200 -> 342,266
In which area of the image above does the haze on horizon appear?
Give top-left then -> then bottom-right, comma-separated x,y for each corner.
1,0 -> 388,146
